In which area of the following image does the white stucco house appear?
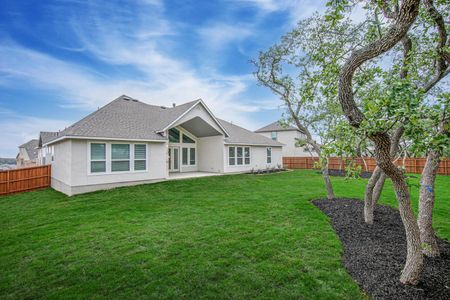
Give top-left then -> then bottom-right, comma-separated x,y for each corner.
255,121 -> 313,157
43,95 -> 283,196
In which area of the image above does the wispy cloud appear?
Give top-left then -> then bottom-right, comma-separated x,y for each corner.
0,113 -> 71,157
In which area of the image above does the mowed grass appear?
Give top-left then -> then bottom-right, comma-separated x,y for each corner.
0,170 -> 448,299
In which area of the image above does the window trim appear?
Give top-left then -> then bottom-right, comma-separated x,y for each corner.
266,147 -> 272,164
228,146 -> 251,166
134,144 -> 147,171
88,142 -> 148,176
181,147 -> 197,166
90,142 -> 107,174
271,131 -> 277,141
111,143 -> 131,172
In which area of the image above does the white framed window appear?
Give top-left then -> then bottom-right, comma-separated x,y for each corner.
266,147 -> 272,164
237,147 -> 243,165
134,144 -> 147,171
111,144 -> 130,172
228,146 -> 250,166
190,148 -> 196,165
90,143 -> 106,173
182,147 -> 196,166
229,147 -> 236,165
271,131 -> 277,141
244,147 -> 250,164
182,148 -> 189,165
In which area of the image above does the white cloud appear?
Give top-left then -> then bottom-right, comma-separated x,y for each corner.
198,23 -> 253,51
234,0 -> 328,25
0,114 -> 71,157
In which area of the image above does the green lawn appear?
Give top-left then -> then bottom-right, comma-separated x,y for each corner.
0,170 -> 448,299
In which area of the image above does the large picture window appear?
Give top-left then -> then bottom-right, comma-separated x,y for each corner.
228,146 -> 250,166
111,144 -> 130,172
90,143 -> 106,173
182,134 -> 195,143
169,128 -> 180,143
134,144 -> 147,171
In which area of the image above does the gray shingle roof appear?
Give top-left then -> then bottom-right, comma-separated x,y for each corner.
39,131 -> 59,146
47,95 -> 200,143
45,95 -> 282,147
218,119 -> 283,147
19,139 -> 39,160
254,121 -> 298,133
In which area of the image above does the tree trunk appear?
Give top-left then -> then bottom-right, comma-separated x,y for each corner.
372,172 -> 387,203
321,157 -> 335,200
337,0 -> 422,284
364,127 -> 404,224
372,133 -> 423,285
364,166 -> 382,224
418,151 -> 441,257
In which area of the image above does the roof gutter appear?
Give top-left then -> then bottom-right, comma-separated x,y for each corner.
44,135 -> 167,147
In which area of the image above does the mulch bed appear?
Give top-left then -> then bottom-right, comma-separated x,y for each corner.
312,198 -> 450,300
326,169 -> 373,178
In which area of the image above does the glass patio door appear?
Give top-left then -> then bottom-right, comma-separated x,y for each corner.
168,147 -> 180,172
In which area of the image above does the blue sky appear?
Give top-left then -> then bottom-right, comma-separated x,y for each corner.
0,0 -> 327,157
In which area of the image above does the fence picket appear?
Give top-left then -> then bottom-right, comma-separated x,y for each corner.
0,165 -> 51,196
282,157 -> 449,175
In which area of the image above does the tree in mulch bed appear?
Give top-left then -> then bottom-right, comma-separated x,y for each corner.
313,198 -> 450,300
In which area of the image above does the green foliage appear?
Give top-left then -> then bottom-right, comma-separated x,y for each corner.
344,159 -> 363,180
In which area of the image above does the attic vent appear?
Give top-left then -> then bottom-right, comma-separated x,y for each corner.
122,96 -> 131,101
132,99 -> 138,102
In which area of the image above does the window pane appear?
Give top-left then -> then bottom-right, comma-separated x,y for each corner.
91,143 -> 106,160
112,144 -> 130,160
190,148 -> 196,165
229,157 -> 235,165
266,147 -> 272,156
173,148 -> 179,169
169,128 -> 180,143
244,147 -> 250,158
245,157 -> 250,164
112,161 -> 130,172
183,134 -> 195,143
91,161 -> 106,173
271,132 -> 277,140
229,147 -> 235,157
134,160 -> 146,171
237,157 -> 243,165
182,148 -> 188,165
237,147 -> 243,158
134,144 -> 146,159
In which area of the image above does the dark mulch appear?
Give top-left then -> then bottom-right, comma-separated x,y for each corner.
312,198 -> 450,300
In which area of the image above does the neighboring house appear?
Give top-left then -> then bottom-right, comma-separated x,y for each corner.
37,131 -> 58,165
43,95 -> 283,196
255,121 -> 313,157
16,139 -> 39,168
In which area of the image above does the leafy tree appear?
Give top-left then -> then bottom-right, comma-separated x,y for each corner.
252,14 -> 378,199
333,0 -> 425,284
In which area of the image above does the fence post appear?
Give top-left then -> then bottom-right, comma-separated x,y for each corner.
6,170 -> 10,195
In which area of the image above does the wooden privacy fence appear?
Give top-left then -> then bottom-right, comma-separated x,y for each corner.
0,165 -> 51,196
283,157 -> 450,175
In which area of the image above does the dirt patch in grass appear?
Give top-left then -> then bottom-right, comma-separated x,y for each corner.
312,198 -> 450,300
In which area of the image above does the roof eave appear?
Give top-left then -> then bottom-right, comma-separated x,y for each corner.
158,99 -> 230,138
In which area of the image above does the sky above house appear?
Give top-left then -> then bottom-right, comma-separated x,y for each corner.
0,0 -> 329,157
